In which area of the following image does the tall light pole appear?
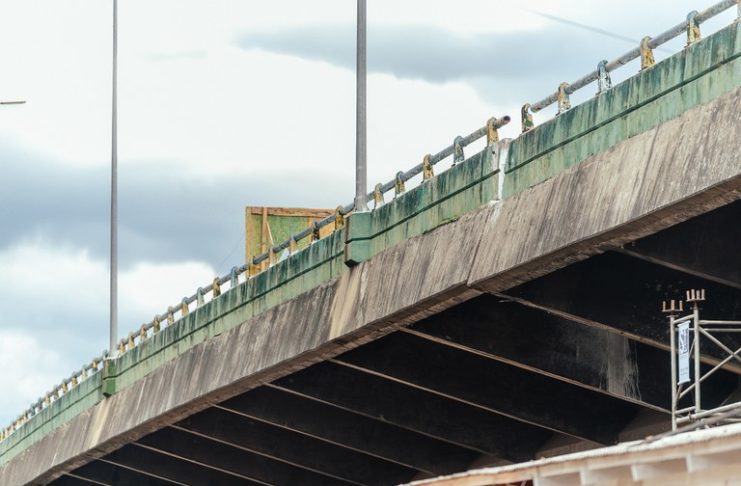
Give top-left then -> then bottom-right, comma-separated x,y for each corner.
109,0 -> 118,356
354,0 -> 368,212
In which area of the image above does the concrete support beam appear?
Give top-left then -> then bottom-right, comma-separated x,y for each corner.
217,386 -> 477,476
65,460 -> 180,486
331,332 -> 639,444
502,251 -> 741,374
172,408 -> 417,485
406,294 -> 673,410
54,476 -> 107,486
272,363 -> 552,462
621,201 -> 741,289
133,428 -> 356,486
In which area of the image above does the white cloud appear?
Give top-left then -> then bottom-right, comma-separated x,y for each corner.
0,239 -> 216,423
0,239 -> 215,327
0,239 -> 107,315
0,330 -> 66,425
120,261 -> 216,322
367,73 -> 515,184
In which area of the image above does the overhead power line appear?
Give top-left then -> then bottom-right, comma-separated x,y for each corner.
522,8 -> 672,53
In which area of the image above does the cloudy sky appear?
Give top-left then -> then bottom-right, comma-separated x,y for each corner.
0,0 -> 736,425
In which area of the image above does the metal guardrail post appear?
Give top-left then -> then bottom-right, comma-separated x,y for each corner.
597,60 -> 612,93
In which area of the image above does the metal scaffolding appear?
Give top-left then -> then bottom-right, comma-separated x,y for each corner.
663,290 -> 741,430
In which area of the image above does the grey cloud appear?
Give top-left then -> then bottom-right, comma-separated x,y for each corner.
0,143 -> 354,416
0,143 -> 352,276
0,142 -> 355,393
235,23 -> 647,102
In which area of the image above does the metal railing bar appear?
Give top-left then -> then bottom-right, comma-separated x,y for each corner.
530,0 -> 738,112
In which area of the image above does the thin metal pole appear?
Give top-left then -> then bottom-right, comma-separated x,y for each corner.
693,304 -> 702,414
354,0 -> 368,212
669,315 -> 677,430
109,0 -> 118,356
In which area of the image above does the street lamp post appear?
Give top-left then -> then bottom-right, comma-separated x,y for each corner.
354,0 -> 368,212
109,0 -> 118,356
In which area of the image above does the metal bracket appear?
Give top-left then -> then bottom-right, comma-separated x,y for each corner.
597,60 -> 612,94
212,277 -> 221,297
248,260 -> 259,276
422,154 -> 434,181
662,299 -> 684,316
288,237 -> 298,254
453,136 -> 464,166
311,222 -> 321,243
153,315 -> 161,333
686,11 -> 701,46
394,171 -> 406,197
640,36 -> 656,70
521,104 -> 534,133
373,183 -> 384,208
166,306 -> 175,325
230,266 -> 239,288
686,288 -> 706,305
181,298 -> 189,317
486,117 -> 500,144
557,82 -> 571,115
334,205 -> 345,230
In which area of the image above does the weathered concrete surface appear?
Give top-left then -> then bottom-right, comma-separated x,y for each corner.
345,148 -> 498,265
0,205 -> 488,486
0,139 -> 500,470
470,84 -> 741,291
3,82 -> 740,485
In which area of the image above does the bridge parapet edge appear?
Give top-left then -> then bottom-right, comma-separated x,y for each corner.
505,21 -> 741,196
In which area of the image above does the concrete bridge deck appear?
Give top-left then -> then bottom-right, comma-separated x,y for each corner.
1,16 -> 741,486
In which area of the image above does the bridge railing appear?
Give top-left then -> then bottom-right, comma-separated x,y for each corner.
2,0 -> 739,445
523,0 -> 741,125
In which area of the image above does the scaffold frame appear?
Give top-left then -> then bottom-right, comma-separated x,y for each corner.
663,289 -> 741,430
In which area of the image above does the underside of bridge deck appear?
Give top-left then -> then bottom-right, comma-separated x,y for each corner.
48,200 -> 741,486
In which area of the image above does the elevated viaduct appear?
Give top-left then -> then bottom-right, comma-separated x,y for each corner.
1,9 -> 741,486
